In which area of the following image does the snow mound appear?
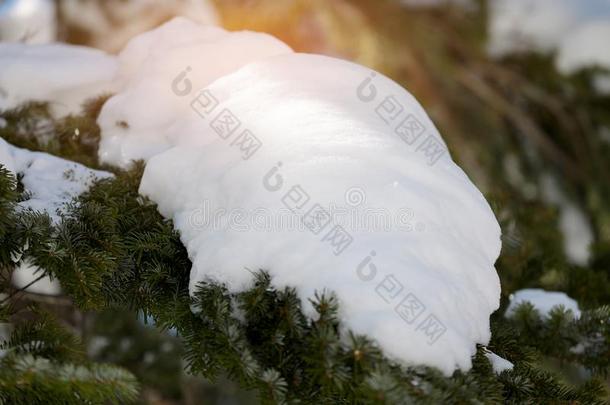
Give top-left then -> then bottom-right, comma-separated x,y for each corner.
0,43 -> 117,117
139,53 -> 502,374
0,138 -> 113,223
97,17 -> 293,168
507,288 -> 581,319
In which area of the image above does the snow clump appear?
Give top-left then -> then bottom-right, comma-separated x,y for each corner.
97,17 -> 293,168
506,288 -> 581,319
0,17 -> 503,375
0,43 -> 117,117
0,137 -> 112,223
138,52 -> 502,375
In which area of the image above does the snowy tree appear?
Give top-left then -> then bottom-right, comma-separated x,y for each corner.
1,2 -> 609,404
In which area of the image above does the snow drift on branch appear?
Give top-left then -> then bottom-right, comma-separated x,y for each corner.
0,16 -> 502,375
97,17 -> 293,168
0,43 -> 117,117
0,137 -> 112,223
507,288 -> 581,319
138,52 -> 502,375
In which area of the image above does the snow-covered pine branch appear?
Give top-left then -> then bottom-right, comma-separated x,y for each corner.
0,13 -> 608,405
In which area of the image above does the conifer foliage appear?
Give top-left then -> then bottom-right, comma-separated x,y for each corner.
0,157 -> 138,404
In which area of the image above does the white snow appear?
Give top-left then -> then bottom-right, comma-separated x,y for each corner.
0,137 -> 113,223
593,74 -> 610,95
540,174 -> 592,266
87,336 -> 110,358
488,0 -> 610,73
97,17 -> 293,168
507,288 -> 581,318
0,17 -> 503,375
0,0 -> 57,44
488,0 -> 575,57
502,154 -> 537,200
138,52 -> 502,375
484,350 -> 514,374
1,138 -> 111,298
556,21 -> 610,74
11,259 -> 61,296
0,42 -> 118,117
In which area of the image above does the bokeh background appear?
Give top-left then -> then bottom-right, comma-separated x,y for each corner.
2,0 -> 609,403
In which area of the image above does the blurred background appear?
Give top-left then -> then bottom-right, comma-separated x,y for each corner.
1,0 -> 609,403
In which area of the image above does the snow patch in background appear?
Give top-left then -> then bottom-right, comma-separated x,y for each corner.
97,17 -> 293,168
556,21 -> 610,74
593,74 -> 610,95
488,0 -> 575,57
540,174 -> 593,266
11,259 -> 61,296
507,288 -> 581,318
0,0 -> 57,44
502,154 -> 537,200
0,43 -> 118,117
139,52 -> 502,375
488,0 -> 610,75
0,137 -> 113,223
